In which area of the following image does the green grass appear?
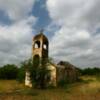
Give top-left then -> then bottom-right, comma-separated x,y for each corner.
0,76 -> 100,100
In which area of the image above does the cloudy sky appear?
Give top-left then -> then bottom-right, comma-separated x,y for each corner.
0,0 -> 100,68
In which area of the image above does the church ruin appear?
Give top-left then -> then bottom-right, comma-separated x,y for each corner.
25,32 -> 79,87
25,32 -> 56,87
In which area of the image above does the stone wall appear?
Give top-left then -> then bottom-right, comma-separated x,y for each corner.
57,61 -> 79,83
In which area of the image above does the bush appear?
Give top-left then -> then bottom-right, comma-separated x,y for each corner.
17,66 -> 25,82
16,60 -> 29,82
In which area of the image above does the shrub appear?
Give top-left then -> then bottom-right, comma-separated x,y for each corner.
17,66 -> 25,82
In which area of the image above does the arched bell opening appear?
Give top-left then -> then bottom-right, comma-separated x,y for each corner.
34,41 -> 40,49
43,41 -> 48,50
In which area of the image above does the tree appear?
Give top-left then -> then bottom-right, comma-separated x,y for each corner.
17,59 -> 32,82
0,64 -> 18,79
29,57 -> 50,89
17,57 -> 50,89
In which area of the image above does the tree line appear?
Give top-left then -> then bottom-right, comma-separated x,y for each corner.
78,67 -> 100,76
0,61 -> 100,80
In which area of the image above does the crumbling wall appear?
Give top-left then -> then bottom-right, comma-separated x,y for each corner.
57,61 -> 79,83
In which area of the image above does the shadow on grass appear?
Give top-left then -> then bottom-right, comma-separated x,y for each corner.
77,77 -> 94,84
0,89 -> 39,96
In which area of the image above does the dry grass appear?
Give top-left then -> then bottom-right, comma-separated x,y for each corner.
0,80 -> 24,92
0,76 -> 100,100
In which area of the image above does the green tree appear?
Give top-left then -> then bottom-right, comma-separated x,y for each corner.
17,59 -> 32,82
17,57 -> 50,89
0,64 -> 18,79
29,58 -> 50,89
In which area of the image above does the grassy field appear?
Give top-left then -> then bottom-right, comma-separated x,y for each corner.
0,76 -> 100,100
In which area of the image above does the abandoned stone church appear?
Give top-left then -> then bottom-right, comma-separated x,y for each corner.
25,32 -> 79,87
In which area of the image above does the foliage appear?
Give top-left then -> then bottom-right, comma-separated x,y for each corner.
78,67 -> 100,76
0,64 -> 18,79
81,67 -> 100,75
29,58 -> 50,89
17,59 -> 32,82
17,66 -> 25,82
17,57 -> 50,89
58,80 -> 67,87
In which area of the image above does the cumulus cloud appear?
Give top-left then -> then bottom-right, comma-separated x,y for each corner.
0,0 -> 35,21
0,16 -> 37,65
46,0 -> 100,67
0,0 -> 37,66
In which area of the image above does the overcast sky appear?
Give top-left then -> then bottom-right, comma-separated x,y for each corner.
0,0 -> 100,68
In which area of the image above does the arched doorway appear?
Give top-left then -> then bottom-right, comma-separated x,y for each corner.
33,55 -> 40,67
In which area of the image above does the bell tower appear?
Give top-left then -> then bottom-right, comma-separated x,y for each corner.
32,32 -> 49,67
25,31 -> 56,87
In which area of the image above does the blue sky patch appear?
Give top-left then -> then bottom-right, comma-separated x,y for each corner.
32,0 -> 51,31
0,10 -> 12,25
